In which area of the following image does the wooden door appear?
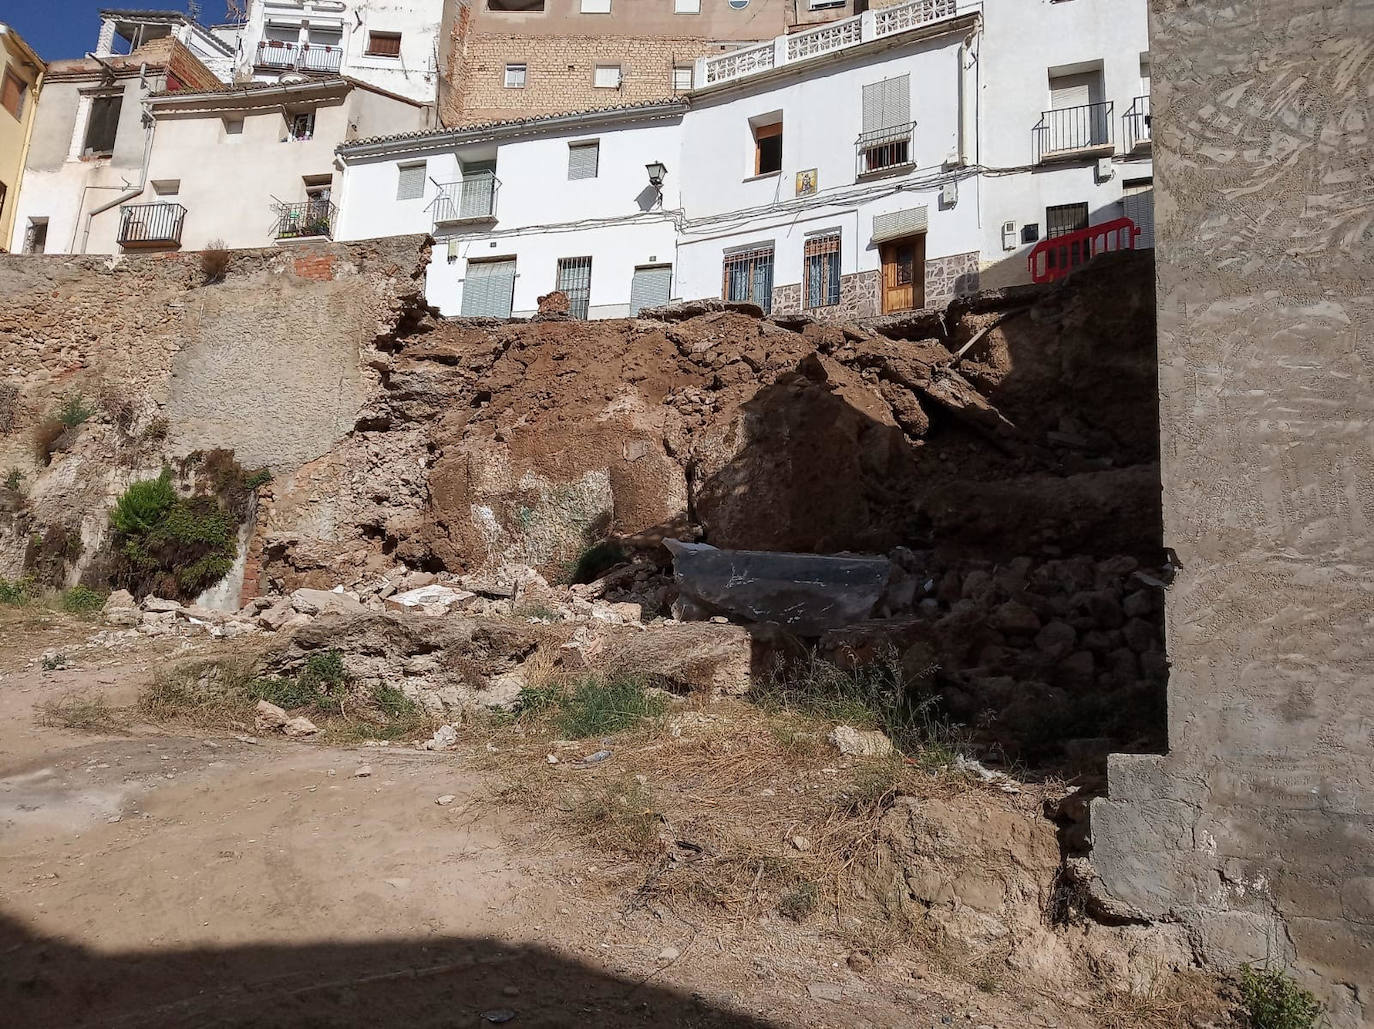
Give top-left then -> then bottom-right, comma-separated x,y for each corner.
880,234 -> 925,313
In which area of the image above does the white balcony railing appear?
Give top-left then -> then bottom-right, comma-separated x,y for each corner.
701,0 -> 965,86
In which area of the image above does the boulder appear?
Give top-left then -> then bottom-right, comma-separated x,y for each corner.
257,598 -> 295,631
828,724 -> 895,757
1034,620 -> 1077,659
254,699 -> 319,737
102,589 -> 139,627
384,584 -> 476,615
595,621 -> 754,694
141,596 -> 181,613
289,588 -> 369,618
991,600 -> 1040,635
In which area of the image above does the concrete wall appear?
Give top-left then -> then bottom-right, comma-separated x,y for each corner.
1090,2 -> 1374,1024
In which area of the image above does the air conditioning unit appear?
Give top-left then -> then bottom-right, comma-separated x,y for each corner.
941,181 -> 958,207
1001,220 -> 1018,251
1096,157 -> 1115,182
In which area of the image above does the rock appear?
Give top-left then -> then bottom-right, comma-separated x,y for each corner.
141,596 -> 181,613
827,724 -> 895,757
1121,588 -> 1158,619
961,569 -> 995,601
990,600 -> 1040,635
253,699 -> 318,737
791,835 -> 812,851
609,601 -> 643,623
1055,650 -> 1096,689
536,289 -> 570,316
284,715 -> 319,737
807,982 -> 844,1002
102,589 -> 139,627
353,764 -> 373,777
423,723 -> 459,751
656,946 -> 681,962
1034,620 -> 1076,658
289,588 -> 369,618
593,621 -> 754,694
436,794 -> 456,806
257,598 -> 295,631
384,584 -> 476,614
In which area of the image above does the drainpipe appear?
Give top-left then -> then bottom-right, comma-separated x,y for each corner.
79,67 -> 154,254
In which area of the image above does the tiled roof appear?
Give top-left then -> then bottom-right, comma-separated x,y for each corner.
338,98 -> 687,153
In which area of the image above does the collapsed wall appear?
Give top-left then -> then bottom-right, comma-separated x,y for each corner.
1089,2 -> 1374,1023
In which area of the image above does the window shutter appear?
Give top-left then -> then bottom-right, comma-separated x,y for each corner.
396,163 -> 426,201
461,259 -> 517,318
862,75 -> 910,134
1121,182 -> 1155,249
1049,72 -> 1096,109
2,73 -> 24,120
459,162 -> 496,217
629,265 -> 672,316
871,206 -> 928,243
568,142 -> 599,180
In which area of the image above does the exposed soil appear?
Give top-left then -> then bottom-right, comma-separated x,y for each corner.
0,611 -> 1234,1029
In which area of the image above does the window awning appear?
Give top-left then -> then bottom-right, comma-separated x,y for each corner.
872,206 -> 928,244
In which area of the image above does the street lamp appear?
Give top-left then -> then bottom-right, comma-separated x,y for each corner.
645,161 -> 668,187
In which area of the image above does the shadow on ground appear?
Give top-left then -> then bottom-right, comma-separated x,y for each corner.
1,911 -> 777,1028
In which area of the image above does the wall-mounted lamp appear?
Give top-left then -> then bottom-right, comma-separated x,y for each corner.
646,161 -> 667,187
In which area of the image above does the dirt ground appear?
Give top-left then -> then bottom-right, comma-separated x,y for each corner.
0,609 -> 1227,1028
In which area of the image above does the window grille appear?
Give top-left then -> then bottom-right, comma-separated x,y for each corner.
804,233 -> 842,308
722,244 -> 774,313
557,256 -> 593,319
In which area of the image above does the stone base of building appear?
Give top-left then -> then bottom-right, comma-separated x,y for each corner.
770,251 -> 981,322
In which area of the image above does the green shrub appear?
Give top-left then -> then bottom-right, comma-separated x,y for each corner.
373,682 -> 419,719
60,585 -> 107,615
517,672 -> 668,739
249,675 -> 326,711
0,577 -> 35,605
1239,967 -> 1324,1029
3,467 -> 23,491
111,468 -> 177,537
57,394 -> 96,429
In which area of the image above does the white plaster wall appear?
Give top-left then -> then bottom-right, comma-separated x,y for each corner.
239,0 -> 443,106
7,162 -> 140,256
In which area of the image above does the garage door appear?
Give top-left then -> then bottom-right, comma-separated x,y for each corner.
461,258 -> 516,318
629,264 -> 672,316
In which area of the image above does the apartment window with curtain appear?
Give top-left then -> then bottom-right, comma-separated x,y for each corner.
804,232 -> 841,308
722,243 -> 774,313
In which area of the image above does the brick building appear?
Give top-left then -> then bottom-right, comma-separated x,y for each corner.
440,0 -> 864,126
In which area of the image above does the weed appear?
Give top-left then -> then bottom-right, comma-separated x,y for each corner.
0,577 -> 35,605
111,468 -> 177,536
1239,966 -> 1324,1029
751,648 -> 966,764
38,693 -> 130,734
41,653 -> 67,670
248,675 -> 326,711
243,468 -> 271,491
525,673 -> 668,739
373,682 -> 420,718
142,417 -> 169,443
139,659 -> 259,727
3,467 -> 23,491
778,880 -> 819,921
303,650 -> 348,691
0,382 -> 18,434
57,394 -> 96,429
201,240 -> 231,284
60,585 -> 107,615
570,776 -> 660,855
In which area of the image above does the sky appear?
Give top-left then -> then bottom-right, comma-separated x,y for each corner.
3,0 -> 237,62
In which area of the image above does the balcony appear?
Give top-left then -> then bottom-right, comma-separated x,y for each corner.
432,178 -> 501,228
255,39 -> 343,75
118,202 -> 186,249
274,199 -> 336,241
856,122 -> 916,178
1034,100 -> 1115,164
700,0 -> 965,87
1123,94 -> 1151,152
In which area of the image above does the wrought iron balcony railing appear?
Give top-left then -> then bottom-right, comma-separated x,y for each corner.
432,177 -> 501,226
1124,94 -> 1151,151
275,200 -> 336,240
855,122 -> 916,178
118,202 -> 186,248
1034,100 -> 1115,163
255,40 -> 342,75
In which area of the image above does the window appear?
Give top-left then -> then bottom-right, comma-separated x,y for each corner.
859,74 -> 912,175
673,65 -> 693,91
365,31 -> 402,57
1121,179 -> 1155,249
728,0 -> 750,8
557,257 -> 593,319
568,141 -> 600,180
461,258 -> 517,318
24,218 -> 48,255
722,244 -> 774,313
84,94 -> 123,156
151,179 -> 180,197
674,0 -> 700,11
286,110 -> 315,141
458,161 -> 497,218
2,71 -> 27,121
753,120 -> 782,176
1046,202 -> 1089,239
593,64 -> 622,89
397,162 -> 427,200
222,117 -> 244,141
804,233 -> 841,309
1046,68 -> 1108,151
504,63 -> 526,88
488,0 -> 545,10
629,265 -> 672,316
581,0 -> 612,10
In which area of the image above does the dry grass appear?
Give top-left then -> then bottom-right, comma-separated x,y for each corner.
38,692 -> 132,734
200,240 -> 231,284
139,657 -> 260,729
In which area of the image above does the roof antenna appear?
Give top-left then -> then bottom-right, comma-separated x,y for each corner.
186,0 -> 201,20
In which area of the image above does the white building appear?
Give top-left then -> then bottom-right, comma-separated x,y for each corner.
230,0 -> 447,112
333,0 -> 1152,319
94,9 -> 238,83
